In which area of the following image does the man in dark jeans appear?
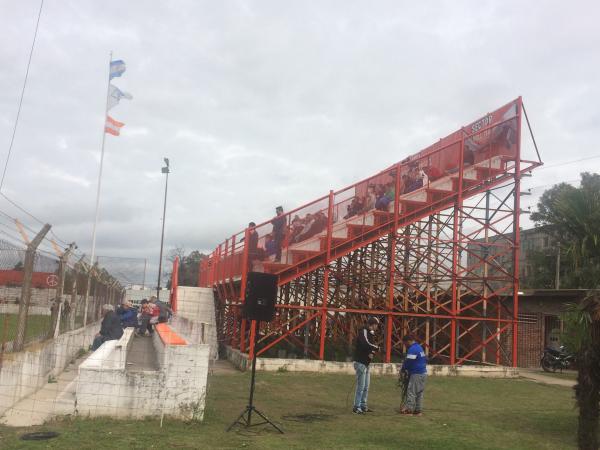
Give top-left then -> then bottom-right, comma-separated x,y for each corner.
352,317 -> 380,414
91,304 -> 124,351
271,206 -> 286,262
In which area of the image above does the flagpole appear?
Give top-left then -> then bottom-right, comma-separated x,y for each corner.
83,51 -> 113,326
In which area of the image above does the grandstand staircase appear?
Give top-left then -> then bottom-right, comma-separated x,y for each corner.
262,154 -> 515,286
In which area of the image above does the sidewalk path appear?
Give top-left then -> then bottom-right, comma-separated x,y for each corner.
0,355 -> 86,427
519,369 -> 576,388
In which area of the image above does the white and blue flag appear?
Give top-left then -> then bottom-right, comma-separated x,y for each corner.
109,59 -> 126,79
108,84 -> 133,110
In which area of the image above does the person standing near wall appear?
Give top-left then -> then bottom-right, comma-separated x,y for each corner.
399,334 -> 427,416
352,317 -> 380,414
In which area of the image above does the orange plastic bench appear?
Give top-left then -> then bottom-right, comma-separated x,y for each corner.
155,323 -> 187,346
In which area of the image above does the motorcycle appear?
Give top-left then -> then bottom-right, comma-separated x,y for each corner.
540,345 -> 575,372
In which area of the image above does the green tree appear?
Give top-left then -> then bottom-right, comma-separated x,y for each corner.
166,247 -> 208,288
531,172 -> 600,288
563,293 -> 600,450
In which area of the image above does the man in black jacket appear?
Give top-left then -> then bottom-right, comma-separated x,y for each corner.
352,317 -> 380,414
91,304 -> 124,351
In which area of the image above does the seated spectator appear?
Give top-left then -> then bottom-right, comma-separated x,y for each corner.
364,185 -> 377,211
375,185 -> 391,210
419,168 -> 429,186
289,216 -> 304,243
117,301 -> 138,328
92,304 -> 124,351
304,211 -> 328,239
136,299 -> 156,336
296,213 -> 316,241
265,233 -> 277,257
400,174 -> 409,194
405,166 -> 424,193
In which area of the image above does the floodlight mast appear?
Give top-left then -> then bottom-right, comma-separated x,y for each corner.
157,158 -> 170,300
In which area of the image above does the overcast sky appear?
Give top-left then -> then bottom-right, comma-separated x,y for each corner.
1,0 -> 599,285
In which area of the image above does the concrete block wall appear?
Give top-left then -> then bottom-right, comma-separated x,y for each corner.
226,347 -> 519,378
77,327 -> 210,420
0,322 -> 98,416
0,304 -> 51,316
0,286 -> 57,306
174,286 -> 218,359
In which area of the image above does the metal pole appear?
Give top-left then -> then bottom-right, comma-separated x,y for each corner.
14,223 -> 51,351
84,51 -> 113,325
142,258 -> 147,289
247,320 -> 260,426
157,159 -> 170,300
555,243 -> 560,290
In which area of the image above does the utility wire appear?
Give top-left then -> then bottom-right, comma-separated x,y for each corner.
0,0 -> 45,192
535,155 -> 600,171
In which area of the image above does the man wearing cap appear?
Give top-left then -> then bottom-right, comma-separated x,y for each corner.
352,317 -> 380,414
400,334 -> 428,416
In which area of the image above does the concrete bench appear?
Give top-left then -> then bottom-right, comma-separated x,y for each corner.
155,323 -> 187,346
79,327 -> 135,371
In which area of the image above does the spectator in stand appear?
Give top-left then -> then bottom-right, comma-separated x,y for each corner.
265,233 -> 277,258
296,213 -> 316,241
405,165 -> 424,193
136,299 -> 155,336
385,182 -> 395,200
117,301 -> 138,328
91,304 -> 123,351
364,185 -> 377,211
419,168 -> 429,187
152,296 -> 172,324
271,206 -> 286,262
400,174 -> 409,194
375,185 -> 391,211
248,222 -> 259,254
289,216 -> 304,243
246,222 -> 265,265
463,146 -> 475,166
303,211 -> 328,240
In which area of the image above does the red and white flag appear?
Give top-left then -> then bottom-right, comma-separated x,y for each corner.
105,115 -> 125,136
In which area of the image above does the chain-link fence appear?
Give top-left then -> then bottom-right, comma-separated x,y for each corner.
0,238 -> 125,354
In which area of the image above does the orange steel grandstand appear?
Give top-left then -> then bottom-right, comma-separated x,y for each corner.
198,97 -> 542,366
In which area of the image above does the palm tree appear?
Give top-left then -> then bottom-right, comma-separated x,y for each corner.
564,293 -> 600,450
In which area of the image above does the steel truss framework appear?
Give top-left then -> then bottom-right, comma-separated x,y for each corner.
204,98 -> 542,366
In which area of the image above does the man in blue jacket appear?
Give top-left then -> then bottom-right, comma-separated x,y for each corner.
400,334 -> 427,416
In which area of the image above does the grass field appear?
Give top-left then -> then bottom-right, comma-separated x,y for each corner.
0,314 -> 51,344
0,368 -> 582,449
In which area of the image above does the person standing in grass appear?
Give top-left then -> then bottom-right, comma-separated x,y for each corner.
352,317 -> 380,414
400,334 -> 427,416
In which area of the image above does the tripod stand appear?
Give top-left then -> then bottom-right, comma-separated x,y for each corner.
227,320 -> 283,433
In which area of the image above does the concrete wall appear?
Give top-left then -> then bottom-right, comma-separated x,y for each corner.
0,286 -> 57,306
76,327 -> 210,420
0,304 -> 51,316
0,322 -> 98,416
226,347 -> 519,378
174,286 -> 218,359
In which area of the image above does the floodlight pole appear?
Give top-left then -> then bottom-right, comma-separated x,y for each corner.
156,158 -> 170,300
